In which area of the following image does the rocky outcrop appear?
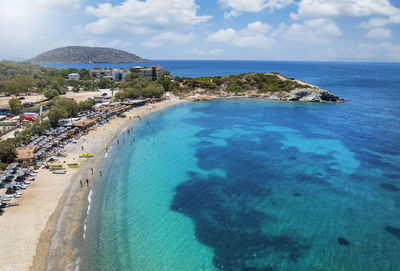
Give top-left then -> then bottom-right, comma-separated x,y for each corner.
284,88 -> 342,103
183,87 -> 343,103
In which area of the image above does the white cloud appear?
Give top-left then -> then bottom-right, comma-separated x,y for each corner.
285,19 -> 342,43
141,32 -> 195,48
219,0 -> 293,17
186,48 -> 223,56
366,27 -> 392,40
358,15 -> 400,29
357,42 -> 400,60
207,21 -> 275,49
291,0 -> 400,20
35,0 -> 81,12
82,0 -> 211,36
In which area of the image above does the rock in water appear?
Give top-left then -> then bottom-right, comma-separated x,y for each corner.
385,226 -> 400,239
380,183 -> 400,192
337,237 -> 350,246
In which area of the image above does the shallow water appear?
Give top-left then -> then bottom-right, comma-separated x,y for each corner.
80,62 -> 400,271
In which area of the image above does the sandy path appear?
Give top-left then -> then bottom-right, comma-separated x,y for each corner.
0,97 -> 184,271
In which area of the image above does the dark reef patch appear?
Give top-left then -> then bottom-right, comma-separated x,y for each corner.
170,103 -> 368,270
383,173 -> 400,179
380,183 -> 399,192
385,226 -> 400,240
171,171 -> 311,270
337,237 -> 350,246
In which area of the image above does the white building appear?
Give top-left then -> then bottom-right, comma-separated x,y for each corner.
68,73 -> 80,80
139,65 -> 163,79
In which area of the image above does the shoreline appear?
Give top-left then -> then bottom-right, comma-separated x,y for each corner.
0,98 -> 184,271
38,98 -> 185,271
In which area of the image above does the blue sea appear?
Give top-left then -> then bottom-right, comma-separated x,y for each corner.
52,61 -> 400,270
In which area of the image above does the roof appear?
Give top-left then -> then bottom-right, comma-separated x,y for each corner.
73,118 -> 96,128
16,146 -> 37,160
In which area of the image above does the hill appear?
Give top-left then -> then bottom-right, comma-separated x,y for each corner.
29,46 -> 149,64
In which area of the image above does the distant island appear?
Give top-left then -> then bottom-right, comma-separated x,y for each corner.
176,73 -> 343,103
29,46 -> 149,64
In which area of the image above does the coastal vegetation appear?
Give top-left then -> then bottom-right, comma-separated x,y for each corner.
175,73 -> 341,102
114,77 -> 165,100
178,73 -> 312,94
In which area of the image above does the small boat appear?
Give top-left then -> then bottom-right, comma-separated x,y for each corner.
79,153 -> 94,158
14,194 -> 21,198
29,177 -> 35,181
52,169 -> 67,174
20,185 -> 28,189
67,163 -> 80,168
48,163 -> 63,167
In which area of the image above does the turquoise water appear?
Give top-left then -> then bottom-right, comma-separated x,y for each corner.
80,62 -> 400,271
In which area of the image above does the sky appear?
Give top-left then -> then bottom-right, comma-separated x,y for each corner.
1,0 -> 400,62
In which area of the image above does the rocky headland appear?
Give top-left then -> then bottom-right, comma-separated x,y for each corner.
176,73 -> 343,103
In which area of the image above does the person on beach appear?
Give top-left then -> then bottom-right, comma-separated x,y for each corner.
91,168 -> 93,175
81,146 -> 84,151
99,170 -> 102,176
117,140 -> 119,146
80,180 -> 83,188
86,178 -> 89,186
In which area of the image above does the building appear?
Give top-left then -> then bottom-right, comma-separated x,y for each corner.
90,69 -> 130,82
91,69 -> 112,79
111,69 -> 130,81
68,73 -> 80,80
139,65 -> 163,79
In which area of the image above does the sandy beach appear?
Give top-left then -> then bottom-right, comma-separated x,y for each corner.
0,96 -> 184,271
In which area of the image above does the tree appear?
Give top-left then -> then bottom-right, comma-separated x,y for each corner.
79,69 -> 91,80
97,77 -> 113,89
0,141 -> 16,162
8,98 -> 22,115
158,77 -> 174,92
44,89 -> 60,100
78,99 -> 96,111
53,97 -> 79,117
48,106 -> 69,126
151,66 -> 157,81
10,74 -> 36,95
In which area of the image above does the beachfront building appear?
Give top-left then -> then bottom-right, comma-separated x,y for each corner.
140,65 -> 163,79
112,69 -> 130,81
91,69 -> 112,79
68,73 -> 80,80
90,69 -> 130,82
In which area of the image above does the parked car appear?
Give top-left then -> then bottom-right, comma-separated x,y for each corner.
18,97 -> 25,100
